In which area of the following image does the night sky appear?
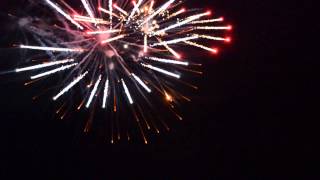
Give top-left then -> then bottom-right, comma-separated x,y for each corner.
0,0 -> 317,179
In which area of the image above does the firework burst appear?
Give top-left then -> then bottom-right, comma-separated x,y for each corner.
13,0 -> 232,143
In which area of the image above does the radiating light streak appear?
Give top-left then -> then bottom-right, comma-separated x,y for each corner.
121,79 -> 134,104
144,35 -> 148,52
142,63 -> 180,78
102,79 -> 109,109
151,35 -> 199,47
81,0 -> 95,20
168,8 -> 185,19
73,15 -> 109,24
113,4 -> 128,16
98,7 -> 120,18
127,0 -> 144,24
45,0 -> 84,29
74,17 -> 109,24
20,45 -> 83,52
53,71 -> 88,101
132,1 -> 141,15
198,34 -> 230,41
86,75 -> 102,108
30,63 -> 78,79
146,57 -> 189,66
155,37 -> 180,58
149,0 -> 155,13
132,73 -> 151,93
15,59 -> 74,72
191,17 -> 224,24
109,0 -> 113,28
163,43 -> 181,59
101,34 -> 125,44
140,0 -> 175,26
86,29 -> 121,35
195,25 -> 232,30
154,11 -> 210,34
183,41 -> 218,53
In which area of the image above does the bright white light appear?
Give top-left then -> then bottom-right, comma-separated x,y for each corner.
86,75 -> 102,108
15,59 -> 74,72
45,0 -> 83,29
20,45 -> 83,52
132,73 -> 151,93
109,0 -> 113,28
144,35 -> 148,53
142,63 -> 181,79
195,26 -> 232,30
198,34 -> 229,41
191,17 -> 224,24
146,57 -> 189,66
151,35 -> 199,47
127,0 -> 144,24
81,0 -> 95,20
31,63 -> 78,79
101,34 -> 125,44
184,41 -> 217,53
53,71 -> 88,101
102,79 -> 109,109
113,4 -> 128,16
121,79 -> 134,104
87,29 -> 121,35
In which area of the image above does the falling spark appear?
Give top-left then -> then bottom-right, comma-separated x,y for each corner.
20,45 -> 83,52
86,75 -> 102,108
98,7 -> 120,18
163,43 -> 181,59
151,35 -> 199,47
31,63 -> 78,79
168,8 -> 186,19
127,0 -> 144,24
184,40 -> 218,53
132,73 -> 151,93
121,79 -> 134,104
142,63 -> 181,79
195,25 -> 232,30
191,17 -> 224,24
53,71 -> 88,101
101,34 -> 125,44
145,57 -> 189,66
109,0 -> 113,28
198,34 -> 231,41
15,59 -> 74,72
102,79 -> 109,109
144,35 -> 148,53
74,16 -> 108,24
113,4 -> 128,16
45,0 -> 83,29
87,29 -> 121,35
81,0 -> 95,20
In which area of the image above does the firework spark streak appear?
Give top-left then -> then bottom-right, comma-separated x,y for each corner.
86,75 -> 102,108
102,79 -> 109,109
13,0 -> 232,143
15,59 -> 74,72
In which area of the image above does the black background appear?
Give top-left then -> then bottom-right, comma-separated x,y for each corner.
0,0 -> 318,179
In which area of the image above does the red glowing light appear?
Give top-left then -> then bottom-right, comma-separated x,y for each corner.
225,37 -> 231,43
